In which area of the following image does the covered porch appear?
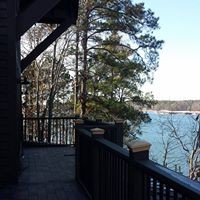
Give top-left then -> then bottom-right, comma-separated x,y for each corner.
0,146 -> 88,200
0,117 -> 200,200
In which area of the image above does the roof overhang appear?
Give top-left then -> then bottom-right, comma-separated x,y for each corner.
19,0 -> 79,24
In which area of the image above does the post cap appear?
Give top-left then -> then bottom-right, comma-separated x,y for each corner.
74,119 -> 84,125
127,140 -> 151,153
115,119 -> 124,124
90,128 -> 105,135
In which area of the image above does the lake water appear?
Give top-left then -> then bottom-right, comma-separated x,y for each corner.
139,111 -> 199,176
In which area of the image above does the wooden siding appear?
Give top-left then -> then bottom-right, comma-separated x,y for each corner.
0,0 -> 20,183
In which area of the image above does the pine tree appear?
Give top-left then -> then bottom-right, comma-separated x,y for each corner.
76,0 -> 163,128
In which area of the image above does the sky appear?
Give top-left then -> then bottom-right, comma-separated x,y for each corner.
134,0 -> 200,100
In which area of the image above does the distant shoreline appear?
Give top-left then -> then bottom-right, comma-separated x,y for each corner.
150,100 -> 200,113
144,110 -> 200,115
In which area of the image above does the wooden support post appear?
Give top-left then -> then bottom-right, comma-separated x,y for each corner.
127,140 -> 151,160
114,119 -> 124,147
90,128 -> 105,200
74,119 -> 84,125
91,127 -> 105,138
74,119 -> 84,182
127,140 -> 151,200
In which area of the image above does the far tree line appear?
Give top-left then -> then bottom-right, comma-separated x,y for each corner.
152,100 -> 200,111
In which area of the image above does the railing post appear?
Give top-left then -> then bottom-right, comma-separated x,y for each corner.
75,119 -> 84,182
91,128 -> 105,200
127,140 -> 151,200
75,119 -> 84,126
114,119 -> 124,147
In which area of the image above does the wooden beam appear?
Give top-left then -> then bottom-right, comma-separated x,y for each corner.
17,0 -> 61,38
21,19 -> 72,72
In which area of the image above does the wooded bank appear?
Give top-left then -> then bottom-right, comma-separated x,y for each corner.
152,100 -> 200,111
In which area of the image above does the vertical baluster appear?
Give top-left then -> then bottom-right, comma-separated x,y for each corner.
53,119 -> 58,144
39,118 -> 42,142
111,153 -> 115,200
159,182 -> 164,200
112,154 -> 116,200
144,174 -> 147,200
153,178 -> 157,199
116,154 -> 119,200
69,118 -> 71,144
63,119 -> 67,144
105,150 -> 108,200
35,118 -> 37,142
31,119 -> 34,141
116,155 -> 120,200
37,117 -> 39,142
55,119 -> 58,144
99,148 -> 103,200
181,195 -> 188,200
121,159 -> 126,200
165,185 -> 170,200
59,118 -> 61,144
50,118 -> 52,144
70,119 -> 72,145
24,117 -> 26,141
52,118 -> 54,144
125,162 -> 129,200
45,118 -> 47,142
62,118 -> 64,144
47,118 -> 50,143
120,159 -> 123,200
65,118 -> 67,145
66,119 -> 69,144
146,175 -> 151,199
118,156 -> 122,200
173,190 -> 178,200
108,151 -> 111,200
48,118 -> 50,144
103,148 -> 106,200
72,119 -> 75,145
51,118 -> 53,144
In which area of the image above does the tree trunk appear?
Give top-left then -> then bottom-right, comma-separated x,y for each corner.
80,16 -> 88,117
35,62 -> 43,142
47,41 -> 57,143
74,29 -> 79,114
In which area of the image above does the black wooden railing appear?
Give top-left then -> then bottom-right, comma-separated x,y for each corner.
22,117 -> 123,147
77,119 -> 124,147
23,116 -> 79,145
75,128 -> 200,200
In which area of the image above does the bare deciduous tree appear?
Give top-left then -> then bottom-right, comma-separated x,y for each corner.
155,114 -> 200,181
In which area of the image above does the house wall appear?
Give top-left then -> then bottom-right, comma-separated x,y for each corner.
0,0 -> 21,183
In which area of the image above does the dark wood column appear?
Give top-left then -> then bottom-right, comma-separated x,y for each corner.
0,0 -> 21,183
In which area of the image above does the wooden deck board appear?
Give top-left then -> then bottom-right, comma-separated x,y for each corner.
0,147 -> 88,200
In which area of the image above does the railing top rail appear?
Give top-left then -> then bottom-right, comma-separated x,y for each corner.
76,128 -> 129,159
76,124 -> 116,129
137,159 -> 200,198
76,127 -> 200,199
23,116 -> 79,120
83,119 -> 105,124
